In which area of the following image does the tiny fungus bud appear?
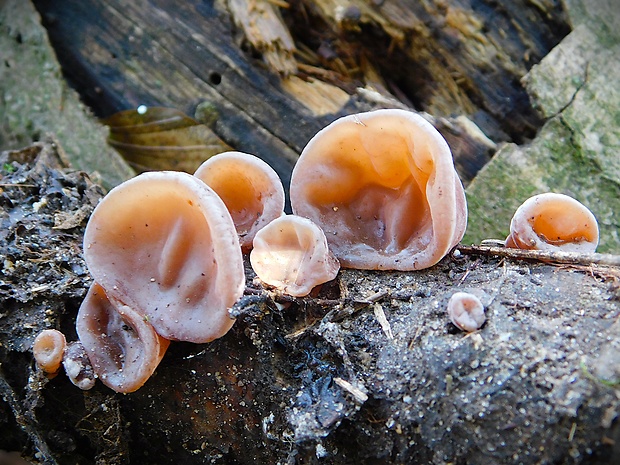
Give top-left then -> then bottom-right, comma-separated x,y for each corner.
83,171 -> 245,343
290,109 -> 467,271
250,215 -> 340,297
32,329 -> 66,377
505,193 -> 599,253
447,292 -> 485,332
194,151 -> 285,251
77,283 -> 170,393
62,341 -> 96,390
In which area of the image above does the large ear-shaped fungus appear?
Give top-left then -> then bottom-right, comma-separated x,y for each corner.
505,193 -> 599,253
290,109 -> 467,271
194,151 -> 285,251
76,283 -> 170,393
250,215 -> 340,297
83,171 -> 245,343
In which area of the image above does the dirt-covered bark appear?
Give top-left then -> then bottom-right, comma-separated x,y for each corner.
1,141 -> 619,464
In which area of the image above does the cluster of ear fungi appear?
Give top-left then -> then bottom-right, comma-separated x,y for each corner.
31,109 -> 601,391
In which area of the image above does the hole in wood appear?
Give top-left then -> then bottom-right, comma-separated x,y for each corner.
209,72 -> 222,85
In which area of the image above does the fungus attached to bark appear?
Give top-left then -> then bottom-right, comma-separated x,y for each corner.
32,329 -> 66,377
448,292 -> 485,332
76,283 -> 170,393
290,109 -> 467,271
62,341 -> 97,390
194,151 -> 285,251
505,193 -> 599,253
83,171 -> 245,343
250,215 -> 340,297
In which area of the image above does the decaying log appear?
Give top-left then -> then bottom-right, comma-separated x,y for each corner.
1,140 -> 619,464
32,0 -> 568,185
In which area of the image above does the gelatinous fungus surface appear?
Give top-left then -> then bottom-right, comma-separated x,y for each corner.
291,109 -> 467,270
250,215 -> 340,297
505,193 -> 599,253
83,171 -> 245,343
76,282 -> 170,393
194,151 -> 285,251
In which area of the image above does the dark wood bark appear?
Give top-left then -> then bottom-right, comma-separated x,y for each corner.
33,0 -> 569,186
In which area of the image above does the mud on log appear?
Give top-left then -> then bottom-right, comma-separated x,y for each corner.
1,141 -> 619,464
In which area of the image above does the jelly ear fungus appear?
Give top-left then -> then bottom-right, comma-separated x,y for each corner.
290,109 -> 467,271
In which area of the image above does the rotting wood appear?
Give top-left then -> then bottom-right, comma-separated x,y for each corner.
1,140 -> 619,464
32,0 -> 569,187
457,243 -> 620,268
226,0 -> 297,75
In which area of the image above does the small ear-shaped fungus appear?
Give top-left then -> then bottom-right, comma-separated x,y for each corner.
448,292 -> 485,332
76,283 -> 170,393
194,151 -> 285,251
290,109 -> 467,270
505,193 -> 599,253
83,171 -> 245,343
250,215 -> 340,297
62,341 -> 96,390
32,329 -> 66,377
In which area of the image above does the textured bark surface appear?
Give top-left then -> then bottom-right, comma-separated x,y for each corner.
2,1 -> 620,464
1,141 -> 619,465
31,0 -> 569,186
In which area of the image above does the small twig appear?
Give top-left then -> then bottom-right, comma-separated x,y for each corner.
334,377 -> 368,403
265,0 -> 290,8
0,183 -> 37,187
457,244 -> 620,267
373,303 -> 394,340
284,290 -> 390,339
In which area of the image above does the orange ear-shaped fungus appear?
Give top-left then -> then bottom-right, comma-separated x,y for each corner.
505,193 -> 599,253
250,215 -> 340,297
32,329 -> 66,377
83,171 -> 245,343
194,151 -> 285,251
76,283 -> 170,393
290,109 -> 467,271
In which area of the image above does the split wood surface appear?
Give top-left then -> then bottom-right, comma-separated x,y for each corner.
34,0 -> 569,185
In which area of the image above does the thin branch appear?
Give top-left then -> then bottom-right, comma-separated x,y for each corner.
456,244 -> 620,267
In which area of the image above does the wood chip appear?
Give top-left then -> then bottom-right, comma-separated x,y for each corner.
334,377 -> 368,403
373,302 -> 393,340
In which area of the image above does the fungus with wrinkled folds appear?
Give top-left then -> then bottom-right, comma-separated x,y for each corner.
250,215 -> 340,297
448,292 -> 485,332
83,171 -> 245,343
32,329 -> 66,377
62,341 -> 96,390
290,109 -> 467,271
76,282 -> 170,393
194,151 -> 285,251
505,193 -> 599,253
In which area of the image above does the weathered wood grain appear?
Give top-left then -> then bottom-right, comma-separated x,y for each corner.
33,0 -> 569,187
